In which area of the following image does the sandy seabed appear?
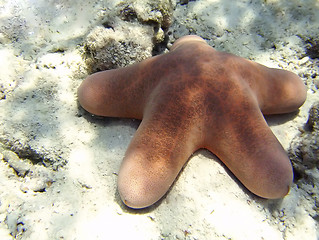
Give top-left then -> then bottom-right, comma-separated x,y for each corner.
0,0 -> 318,239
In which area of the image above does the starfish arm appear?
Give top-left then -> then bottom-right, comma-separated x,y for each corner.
233,59 -> 307,115
77,64 -> 147,119
204,106 -> 293,199
117,118 -> 200,209
117,87 -> 204,208
172,36 -> 307,115
258,67 -> 307,115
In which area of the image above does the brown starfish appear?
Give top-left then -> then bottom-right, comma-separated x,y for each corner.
78,35 -> 307,209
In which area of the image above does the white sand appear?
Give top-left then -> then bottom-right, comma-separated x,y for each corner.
0,0 -> 318,239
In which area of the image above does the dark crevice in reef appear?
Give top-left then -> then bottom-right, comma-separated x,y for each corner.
102,21 -> 114,30
305,37 -> 319,59
0,84 -> 7,100
119,4 -> 138,22
152,30 -> 170,56
179,0 -> 197,5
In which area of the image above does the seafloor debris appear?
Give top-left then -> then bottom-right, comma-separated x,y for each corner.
2,150 -> 31,177
1,149 -> 54,193
290,102 -> 319,176
288,102 -> 319,219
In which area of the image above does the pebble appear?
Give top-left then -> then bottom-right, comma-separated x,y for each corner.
299,56 -> 310,65
20,177 -> 53,193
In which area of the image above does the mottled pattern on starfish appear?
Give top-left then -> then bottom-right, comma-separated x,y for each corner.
78,35 -> 307,209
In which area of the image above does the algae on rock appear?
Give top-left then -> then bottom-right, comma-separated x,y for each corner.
84,0 -> 176,72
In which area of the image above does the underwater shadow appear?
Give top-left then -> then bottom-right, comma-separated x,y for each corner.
265,110 -> 301,127
77,103 -> 141,130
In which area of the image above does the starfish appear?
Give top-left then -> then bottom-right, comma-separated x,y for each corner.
78,35 -> 307,209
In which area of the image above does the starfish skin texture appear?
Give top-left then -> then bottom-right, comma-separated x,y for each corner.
78,35 -> 307,209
